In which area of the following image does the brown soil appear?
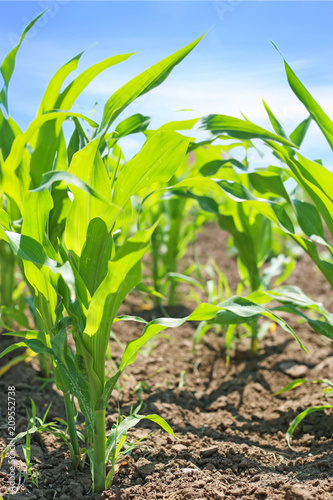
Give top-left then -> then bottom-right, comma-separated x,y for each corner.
0,225 -> 332,500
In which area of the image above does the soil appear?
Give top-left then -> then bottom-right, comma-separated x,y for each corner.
0,225 -> 332,500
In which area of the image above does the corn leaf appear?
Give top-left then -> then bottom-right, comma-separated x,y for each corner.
98,296 -> 307,409
0,109 -> 22,160
104,131 -> 191,230
37,52 -> 84,115
79,218 -> 114,296
2,111 -> 98,214
286,406 -> 333,450
0,11 -> 46,111
290,116 -> 311,147
30,53 -> 134,187
262,99 -> 288,139
0,340 -> 53,360
119,297 -> 306,372
275,379 -> 308,396
281,53 -> 333,150
64,139 -> 112,257
105,413 -> 175,462
32,170 -> 112,205
99,34 -> 204,132
202,115 -> 297,147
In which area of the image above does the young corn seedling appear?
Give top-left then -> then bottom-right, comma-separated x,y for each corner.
1,399 -> 60,486
187,253 -> 333,361
275,378 -> 333,449
1,23 -> 328,492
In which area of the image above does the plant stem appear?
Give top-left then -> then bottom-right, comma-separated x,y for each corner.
63,391 -> 81,470
37,316 -> 52,378
250,318 -> 259,354
0,242 -> 15,309
93,409 -> 106,493
151,228 -> 161,306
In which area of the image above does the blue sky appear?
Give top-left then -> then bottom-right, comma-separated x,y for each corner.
1,1 -> 333,165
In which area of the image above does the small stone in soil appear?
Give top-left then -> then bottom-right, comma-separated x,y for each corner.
200,446 -> 218,458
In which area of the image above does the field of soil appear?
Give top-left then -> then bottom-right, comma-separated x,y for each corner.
0,225 -> 332,500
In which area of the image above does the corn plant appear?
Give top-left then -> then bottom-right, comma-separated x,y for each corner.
0,25 -> 208,491
274,378 -> 333,449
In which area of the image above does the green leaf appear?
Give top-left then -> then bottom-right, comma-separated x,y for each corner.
200,158 -> 247,176
249,171 -> 291,202
0,209 -> 11,241
56,53 -> 134,111
5,232 -> 54,267
0,340 -> 53,360
213,296 -> 307,350
79,218 -> 114,296
262,99 -> 288,139
274,379 -> 307,396
98,296 -> 305,409
286,405 -> 333,450
104,131 -> 191,230
3,330 -> 46,342
218,212 -> 260,292
282,55 -> 333,150
64,139 -> 112,257
216,179 -> 295,234
32,170 -> 112,205
271,149 -> 333,241
107,113 -> 150,148
167,272 -> 202,287
55,355 -> 94,428
0,109 -> 22,160
37,52 -> 84,115
2,110 -> 98,214
158,117 -> 200,131
21,190 -> 54,244
114,315 -> 148,324
293,199 -> 325,239
99,34 -> 204,131
29,52 -> 134,187
119,296 -> 307,373
105,413 -> 175,463
290,116 -> 311,147
0,11 -> 47,111
202,114 -> 297,147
